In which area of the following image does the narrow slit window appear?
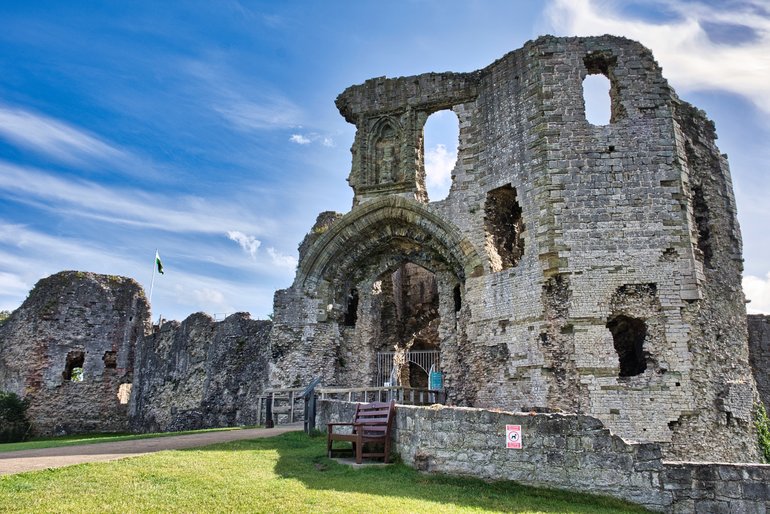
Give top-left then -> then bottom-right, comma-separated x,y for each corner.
344,288 -> 359,326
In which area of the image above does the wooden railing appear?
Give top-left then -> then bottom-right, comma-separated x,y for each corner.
258,384 -> 446,431
316,386 -> 445,406
257,387 -> 305,426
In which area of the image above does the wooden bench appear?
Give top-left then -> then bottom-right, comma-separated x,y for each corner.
327,401 -> 395,464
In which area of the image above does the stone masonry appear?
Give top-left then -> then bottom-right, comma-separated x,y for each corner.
319,400 -> 770,513
0,271 -> 149,436
748,314 -> 770,413
270,35 -> 761,462
129,312 -> 271,432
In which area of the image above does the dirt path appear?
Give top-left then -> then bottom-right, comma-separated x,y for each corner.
0,424 -> 302,476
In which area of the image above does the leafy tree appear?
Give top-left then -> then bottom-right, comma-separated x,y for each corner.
0,391 -> 30,442
0,310 -> 10,326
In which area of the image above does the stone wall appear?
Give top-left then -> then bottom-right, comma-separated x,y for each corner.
748,314 -> 770,413
318,400 -> 770,513
271,35 -> 759,462
0,271 -> 149,436
129,312 -> 271,432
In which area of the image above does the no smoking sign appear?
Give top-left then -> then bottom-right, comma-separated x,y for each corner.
505,425 -> 522,449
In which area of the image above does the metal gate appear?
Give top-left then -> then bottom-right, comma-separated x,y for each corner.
376,350 -> 440,386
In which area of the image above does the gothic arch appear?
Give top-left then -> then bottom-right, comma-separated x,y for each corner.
296,196 -> 483,290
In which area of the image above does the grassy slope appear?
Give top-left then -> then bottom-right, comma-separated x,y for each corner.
0,432 -> 650,513
0,427 -> 247,453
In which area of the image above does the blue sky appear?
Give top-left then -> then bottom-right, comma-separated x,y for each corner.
1,0 -> 769,321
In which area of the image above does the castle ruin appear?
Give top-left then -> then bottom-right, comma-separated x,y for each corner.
269,35 -> 760,462
0,36 -> 765,466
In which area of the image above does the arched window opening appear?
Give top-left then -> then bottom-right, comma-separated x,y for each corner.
453,284 -> 462,312
484,184 -> 525,271
606,315 -> 648,377
423,110 -> 459,202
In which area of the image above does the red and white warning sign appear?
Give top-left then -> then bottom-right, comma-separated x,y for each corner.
506,425 -> 522,449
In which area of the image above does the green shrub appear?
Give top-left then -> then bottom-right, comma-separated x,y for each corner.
0,391 -> 31,443
755,403 -> 770,463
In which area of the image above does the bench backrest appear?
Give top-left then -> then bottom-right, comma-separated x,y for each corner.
353,401 -> 395,436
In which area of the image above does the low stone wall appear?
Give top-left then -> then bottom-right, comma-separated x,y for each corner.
318,400 -> 770,512
129,312 -> 271,432
662,462 -> 770,513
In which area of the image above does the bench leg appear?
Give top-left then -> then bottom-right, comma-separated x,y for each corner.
355,432 -> 363,464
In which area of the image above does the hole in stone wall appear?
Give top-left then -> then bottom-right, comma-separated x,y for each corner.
582,74 -> 611,125
63,350 -> 85,382
103,351 -> 117,369
344,288 -> 359,326
583,53 -> 625,124
606,315 -> 648,377
117,383 -> 131,404
423,110 -> 459,202
453,284 -> 462,312
484,184 -> 525,271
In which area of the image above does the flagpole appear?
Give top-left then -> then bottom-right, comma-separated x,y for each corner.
149,248 -> 157,304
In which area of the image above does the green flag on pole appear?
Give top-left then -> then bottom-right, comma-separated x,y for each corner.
155,250 -> 164,275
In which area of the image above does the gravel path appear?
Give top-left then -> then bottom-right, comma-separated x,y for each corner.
0,424 -> 302,476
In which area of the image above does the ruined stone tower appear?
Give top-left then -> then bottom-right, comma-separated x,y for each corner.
0,272 -> 149,435
269,34 -> 757,462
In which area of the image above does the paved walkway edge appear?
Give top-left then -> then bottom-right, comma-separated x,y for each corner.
0,424 -> 303,476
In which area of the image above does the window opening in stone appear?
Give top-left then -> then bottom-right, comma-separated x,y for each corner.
606,315 -> 647,377
344,288 -> 359,326
103,351 -> 117,369
63,350 -> 85,382
117,383 -> 131,405
453,284 -> 462,312
582,74 -> 611,125
423,109 -> 459,202
583,53 -> 625,124
484,184 -> 525,271
375,263 -> 441,387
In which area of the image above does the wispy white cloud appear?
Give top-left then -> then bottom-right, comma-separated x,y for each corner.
425,143 -> 456,201
0,105 -> 126,165
289,134 -> 311,144
546,0 -> 770,115
289,132 -> 336,147
227,230 -> 261,259
744,273 -> 770,314
183,59 -> 303,131
0,162 -> 267,235
267,247 -> 297,269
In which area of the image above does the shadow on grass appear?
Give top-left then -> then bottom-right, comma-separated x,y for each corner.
188,431 -> 651,513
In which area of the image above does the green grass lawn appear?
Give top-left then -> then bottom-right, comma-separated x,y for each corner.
0,432 -> 650,513
0,426 -> 252,453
